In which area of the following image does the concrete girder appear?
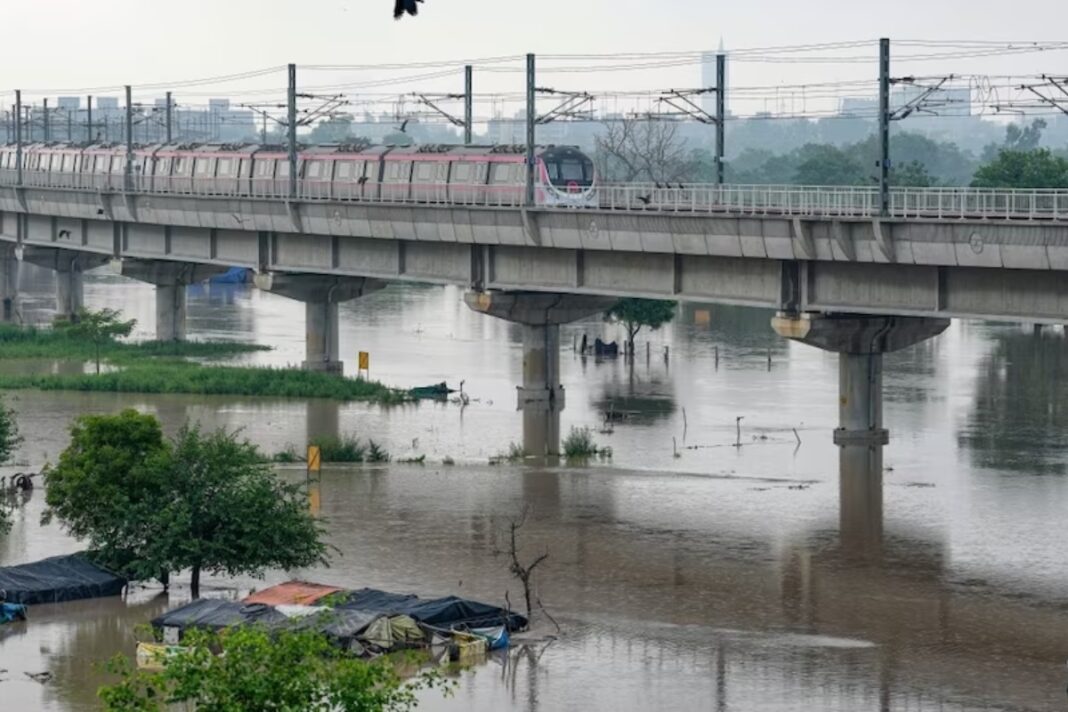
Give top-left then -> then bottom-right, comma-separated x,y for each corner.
463,290 -> 615,326
253,273 -> 385,373
771,313 -> 950,355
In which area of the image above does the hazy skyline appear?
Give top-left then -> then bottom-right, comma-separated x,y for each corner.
3,1 -> 1068,121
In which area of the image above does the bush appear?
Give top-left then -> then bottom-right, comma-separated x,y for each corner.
563,427 -> 603,460
311,434 -> 368,463
99,625 -> 450,711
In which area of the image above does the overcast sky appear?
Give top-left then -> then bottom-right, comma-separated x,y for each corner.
3,1 -> 1068,117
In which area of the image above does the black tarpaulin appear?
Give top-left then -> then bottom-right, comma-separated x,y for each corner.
151,599 -> 287,635
0,553 -> 126,605
338,588 -> 527,632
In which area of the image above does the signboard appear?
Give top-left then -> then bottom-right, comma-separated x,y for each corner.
358,351 -> 370,371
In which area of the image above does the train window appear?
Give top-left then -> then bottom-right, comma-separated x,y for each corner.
96,156 -> 110,173
194,158 -> 213,176
306,161 -> 323,179
491,163 -> 519,184
414,162 -> 436,182
277,161 -> 289,178
336,161 -> 353,179
452,162 -> 472,182
255,159 -> 273,178
217,158 -> 233,177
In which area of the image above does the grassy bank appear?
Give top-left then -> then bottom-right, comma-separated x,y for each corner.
0,362 -> 405,402
0,323 -> 266,362
0,324 -> 406,404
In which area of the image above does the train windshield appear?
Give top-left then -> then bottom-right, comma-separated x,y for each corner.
542,148 -> 595,188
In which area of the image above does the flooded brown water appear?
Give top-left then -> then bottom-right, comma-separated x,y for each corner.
2,266 -> 1068,710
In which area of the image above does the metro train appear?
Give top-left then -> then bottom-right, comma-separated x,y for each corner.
0,141 -> 598,207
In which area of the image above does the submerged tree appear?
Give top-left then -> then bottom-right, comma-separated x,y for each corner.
54,307 -> 136,374
99,626 -> 447,711
146,425 -> 330,597
605,299 -> 677,356
0,397 -> 23,534
44,411 -> 328,597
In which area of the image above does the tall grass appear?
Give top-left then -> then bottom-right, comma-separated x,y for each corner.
310,435 -> 368,463
0,362 -> 407,403
0,324 -> 406,404
0,323 -> 265,362
563,427 -> 607,460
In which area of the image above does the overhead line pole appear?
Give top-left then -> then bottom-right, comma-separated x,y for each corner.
165,91 -> 173,143
525,53 -> 535,206
464,64 -> 473,145
716,53 -> 726,185
125,85 -> 134,192
287,63 -> 298,200
878,37 -> 891,217
86,95 -> 93,142
15,91 -> 22,186
43,98 -> 50,142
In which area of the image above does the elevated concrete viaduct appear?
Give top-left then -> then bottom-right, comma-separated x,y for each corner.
3,184 -> 1068,457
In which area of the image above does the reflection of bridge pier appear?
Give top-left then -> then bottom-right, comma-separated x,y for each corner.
465,291 -> 613,457
306,399 -> 341,446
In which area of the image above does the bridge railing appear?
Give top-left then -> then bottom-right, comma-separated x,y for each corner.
3,169 -> 1068,220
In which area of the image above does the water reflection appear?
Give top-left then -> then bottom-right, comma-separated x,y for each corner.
960,327 -> 1068,475
1,271 -> 1068,710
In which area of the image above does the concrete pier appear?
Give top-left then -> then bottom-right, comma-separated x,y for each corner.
773,313 -> 950,554
111,259 -> 226,341
22,248 -> 110,322
465,291 -> 615,457
254,273 -> 383,373
0,243 -> 19,322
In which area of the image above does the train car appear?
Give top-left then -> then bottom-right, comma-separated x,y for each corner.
0,140 -> 599,209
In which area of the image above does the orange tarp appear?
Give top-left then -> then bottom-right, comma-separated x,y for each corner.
243,580 -> 343,606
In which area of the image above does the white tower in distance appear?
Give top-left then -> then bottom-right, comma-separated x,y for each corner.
700,38 -> 728,117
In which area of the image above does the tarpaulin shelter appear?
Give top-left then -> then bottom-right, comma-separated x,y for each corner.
0,553 -> 126,605
339,588 -> 527,632
151,599 -> 287,638
359,615 -> 424,650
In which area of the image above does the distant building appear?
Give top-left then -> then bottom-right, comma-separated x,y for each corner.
700,40 -> 728,117
56,97 -> 80,111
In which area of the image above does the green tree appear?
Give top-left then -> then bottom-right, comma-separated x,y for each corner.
54,307 -> 136,374
890,160 -> 936,187
43,410 -> 168,567
971,149 -> 1068,189
0,397 -> 22,534
791,144 -> 867,185
45,412 -> 328,597
145,424 -> 329,597
605,299 -> 677,355
99,626 -> 446,712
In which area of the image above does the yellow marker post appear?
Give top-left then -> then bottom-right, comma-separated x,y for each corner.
357,351 -> 370,379
306,445 -> 322,514
307,445 -> 322,474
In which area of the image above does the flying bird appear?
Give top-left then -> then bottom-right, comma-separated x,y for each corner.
394,0 -> 423,19
398,118 -> 411,133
